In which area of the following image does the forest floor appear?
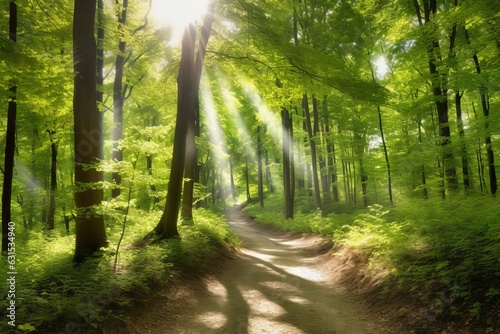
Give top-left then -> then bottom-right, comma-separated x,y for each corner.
104,205 -> 413,334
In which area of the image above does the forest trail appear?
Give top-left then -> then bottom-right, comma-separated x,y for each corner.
122,206 -> 389,334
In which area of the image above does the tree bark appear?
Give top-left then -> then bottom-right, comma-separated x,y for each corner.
111,0 -> 129,198
2,0 -> 17,254
47,130 -> 57,230
152,25 -> 197,239
466,29 -> 497,195
303,94 -> 321,209
73,0 -> 107,262
182,0 -> 217,219
455,91 -> 472,191
282,108 -> 293,219
257,126 -> 264,208
414,0 -> 458,193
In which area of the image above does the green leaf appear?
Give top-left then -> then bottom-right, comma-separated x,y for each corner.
18,323 -> 37,333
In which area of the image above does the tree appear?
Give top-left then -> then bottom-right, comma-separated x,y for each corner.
414,0 -> 459,194
181,0 -> 217,221
2,0 -> 17,254
72,0 -> 107,262
151,24 -> 197,239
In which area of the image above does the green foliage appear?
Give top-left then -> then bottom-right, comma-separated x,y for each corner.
0,207 -> 237,333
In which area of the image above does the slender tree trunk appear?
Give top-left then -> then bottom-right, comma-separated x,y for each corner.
2,0 -> 17,254
455,91 -> 472,191
47,131 -> 57,230
111,0 -> 129,198
282,108 -> 293,219
466,29 -> 497,195
417,120 -> 428,199
245,161 -> 251,201
229,159 -> 237,200
377,105 -> 393,204
97,0 -> 104,122
360,158 -> 368,207
323,102 -> 339,202
257,126 -> 264,208
369,59 -> 393,204
303,94 -> 321,209
73,0 -> 107,262
415,0 -> 458,193
289,111 -> 296,208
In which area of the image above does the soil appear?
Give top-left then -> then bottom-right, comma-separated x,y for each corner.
104,206 -> 411,334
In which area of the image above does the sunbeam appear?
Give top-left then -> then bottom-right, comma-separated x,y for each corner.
215,71 -> 257,161
200,71 -> 233,200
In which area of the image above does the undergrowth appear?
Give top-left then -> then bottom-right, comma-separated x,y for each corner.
245,193 -> 500,327
0,206 -> 237,333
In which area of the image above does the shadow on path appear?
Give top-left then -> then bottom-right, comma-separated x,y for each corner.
125,206 -> 384,334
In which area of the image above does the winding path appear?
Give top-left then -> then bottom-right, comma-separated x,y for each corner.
124,207 -> 386,334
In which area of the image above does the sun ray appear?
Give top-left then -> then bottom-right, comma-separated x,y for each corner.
200,71 -> 233,200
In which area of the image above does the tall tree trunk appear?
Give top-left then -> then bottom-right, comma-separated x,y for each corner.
303,94 -> 321,209
415,0 -> 458,193
257,126 -> 264,208
245,161 -> 251,201
229,159 -> 237,200
417,120 -> 428,199
289,111 -> 296,208
455,91 -> 472,191
152,25 -> 196,239
282,108 -> 293,219
182,0 -> 217,219
2,0 -> 17,254
47,131 -> 57,230
369,59 -> 393,204
466,29 -> 497,195
111,0 -> 129,198
97,0 -> 104,117
73,0 -> 107,262
360,159 -> 368,207
323,100 -> 339,202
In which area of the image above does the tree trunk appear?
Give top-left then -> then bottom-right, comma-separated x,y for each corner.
245,161 -> 251,201
73,0 -> 107,262
282,108 -> 293,219
229,159 -> 237,200
97,0 -> 104,123
415,0 -> 458,193
111,0 -> 129,198
47,131 -> 57,230
303,94 -> 321,209
182,0 -> 217,219
257,126 -> 264,208
152,25 -> 197,239
455,91 -> 472,191
466,29 -> 497,195
2,0 -> 17,254
417,120 -> 428,199
289,110 -> 296,210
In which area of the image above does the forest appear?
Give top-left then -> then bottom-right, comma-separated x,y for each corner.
1,0 -> 500,332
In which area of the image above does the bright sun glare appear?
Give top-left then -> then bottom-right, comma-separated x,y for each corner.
150,0 -> 210,42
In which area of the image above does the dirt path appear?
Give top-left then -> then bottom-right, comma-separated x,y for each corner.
123,207 -> 389,334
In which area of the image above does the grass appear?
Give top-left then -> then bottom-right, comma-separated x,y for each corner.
244,193 -> 500,327
0,206 -> 238,333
